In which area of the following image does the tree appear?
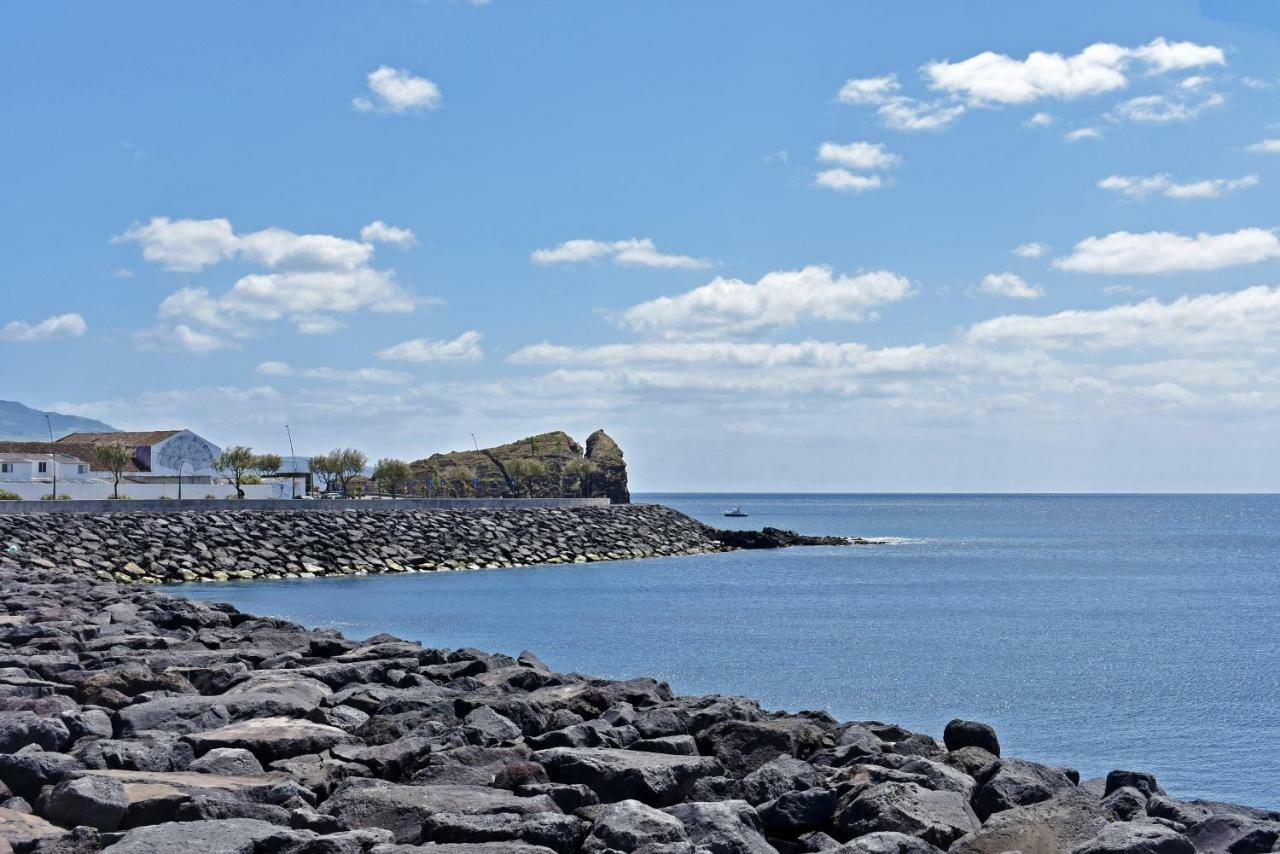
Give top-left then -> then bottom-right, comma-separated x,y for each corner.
441,465 -> 475,497
255,453 -> 283,477
507,458 -> 545,498
215,445 -> 257,499
330,447 -> 368,497
309,453 -> 340,493
95,443 -> 132,500
562,458 -> 598,498
372,458 -> 413,498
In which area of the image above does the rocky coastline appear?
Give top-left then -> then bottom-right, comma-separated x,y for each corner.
0,506 -> 855,586
0,565 -> 1276,854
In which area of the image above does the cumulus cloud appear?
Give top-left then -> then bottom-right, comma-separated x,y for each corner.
834,73 -> 965,131
1024,111 -> 1054,127
120,216 -> 422,350
360,220 -> 417,247
1246,139 -> 1280,154
619,266 -> 913,336
353,66 -> 441,113
817,141 -> 901,170
0,313 -> 87,343
979,273 -> 1044,299
925,38 -> 1224,105
1064,127 -> 1102,142
814,170 -> 884,193
1098,173 -> 1259,200
376,330 -> 484,363
968,286 -> 1280,351
1053,228 -> 1280,274
530,238 -> 709,269
256,361 -> 411,384
836,75 -> 902,104
1013,242 -> 1051,258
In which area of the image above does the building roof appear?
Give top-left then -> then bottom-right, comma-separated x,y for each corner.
0,452 -> 90,464
57,430 -> 182,446
0,442 -> 141,471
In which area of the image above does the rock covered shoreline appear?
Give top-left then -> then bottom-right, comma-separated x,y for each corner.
0,506 -> 854,586
0,565 -> 1276,854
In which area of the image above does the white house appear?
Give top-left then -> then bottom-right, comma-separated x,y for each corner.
0,452 -> 93,483
56,430 -> 223,481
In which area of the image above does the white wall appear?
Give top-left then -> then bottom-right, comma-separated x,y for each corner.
0,480 -> 284,501
147,431 -> 223,477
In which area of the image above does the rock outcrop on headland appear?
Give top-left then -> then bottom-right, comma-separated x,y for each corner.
0,505 -> 853,585
0,564 -> 1275,854
412,430 -> 629,503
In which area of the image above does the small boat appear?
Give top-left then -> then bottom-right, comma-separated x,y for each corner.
723,506 -> 748,517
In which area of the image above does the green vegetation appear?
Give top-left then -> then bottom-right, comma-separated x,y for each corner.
507,457 -> 546,498
372,458 -> 413,498
255,453 -> 283,477
0,490 -> 20,501
214,445 -> 257,499
94,443 -> 132,500
441,465 -> 476,497
562,458 -> 598,497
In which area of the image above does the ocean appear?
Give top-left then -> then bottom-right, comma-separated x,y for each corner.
178,493 -> 1280,808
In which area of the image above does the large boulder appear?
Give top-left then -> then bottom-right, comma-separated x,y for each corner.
942,720 -> 1000,757
1182,815 -> 1280,854
581,799 -> 690,854
663,800 -> 774,854
43,775 -> 129,832
99,818 -> 302,853
973,758 -> 1076,820
1071,821 -> 1194,854
0,712 -> 70,753
834,832 -> 944,854
420,811 -> 590,854
536,747 -> 723,806
320,779 -> 560,843
757,788 -> 838,834
833,782 -> 979,849
183,716 -> 359,762
0,807 -> 67,850
950,789 -> 1106,854
696,720 -> 826,778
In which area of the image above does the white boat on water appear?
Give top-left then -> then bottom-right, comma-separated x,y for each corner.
723,506 -> 748,517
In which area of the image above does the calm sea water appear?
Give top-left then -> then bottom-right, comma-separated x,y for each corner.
178,494 -> 1280,808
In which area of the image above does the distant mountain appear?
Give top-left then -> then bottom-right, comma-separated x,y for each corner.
0,400 -> 118,441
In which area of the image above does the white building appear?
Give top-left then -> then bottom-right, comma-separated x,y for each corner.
56,429 -> 223,480
0,452 -> 93,484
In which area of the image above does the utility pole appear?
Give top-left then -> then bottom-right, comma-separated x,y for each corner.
44,415 -> 57,501
285,425 -> 298,499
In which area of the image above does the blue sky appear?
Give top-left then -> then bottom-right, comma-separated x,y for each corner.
4,1 -> 1280,491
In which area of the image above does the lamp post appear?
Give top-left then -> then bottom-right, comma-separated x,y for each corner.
285,425 -> 298,499
44,415 -> 57,500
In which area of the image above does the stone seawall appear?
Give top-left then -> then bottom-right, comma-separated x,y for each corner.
0,505 -> 844,586
0,564 -> 1274,854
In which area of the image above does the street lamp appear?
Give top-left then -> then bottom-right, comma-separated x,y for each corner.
44,415 -> 57,500
285,425 -> 298,499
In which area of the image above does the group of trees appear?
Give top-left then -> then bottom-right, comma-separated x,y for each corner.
215,447 -> 284,498
309,448 -> 369,496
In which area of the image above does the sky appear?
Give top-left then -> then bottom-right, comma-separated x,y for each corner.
3,1 -> 1280,492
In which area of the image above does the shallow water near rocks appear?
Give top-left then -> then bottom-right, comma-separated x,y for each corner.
178,493 -> 1280,809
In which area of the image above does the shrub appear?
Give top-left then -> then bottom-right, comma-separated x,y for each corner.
0,490 -> 20,501
158,495 -> 172,500
241,474 -> 262,485
205,494 -> 218,500
40,494 -> 72,501
107,494 -> 131,500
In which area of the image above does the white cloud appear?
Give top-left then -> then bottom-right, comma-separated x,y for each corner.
979,273 -> 1044,299
353,66 -> 441,113
1246,139 -> 1280,154
620,266 -> 913,336
1024,111 -> 1054,127
115,217 -> 238,272
530,238 -> 708,269
1053,228 -> 1280,274
1181,75 -> 1211,90
1240,77 -> 1273,90
1098,173 -> 1259,200
360,220 -> 417,247
121,216 -> 423,346
814,170 -> 884,193
1064,127 -> 1102,142
968,285 -> 1280,351
0,313 -> 87,343
377,330 -> 484,363
111,268 -> 134,279
925,38 -> 1224,105
1013,242 -> 1051,258
877,97 -> 965,131
256,361 -> 410,384
836,75 -> 901,104
817,141 -> 900,170
1109,92 -> 1224,123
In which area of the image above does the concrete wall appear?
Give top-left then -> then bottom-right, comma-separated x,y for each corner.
0,496 -> 612,516
0,480 -> 284,502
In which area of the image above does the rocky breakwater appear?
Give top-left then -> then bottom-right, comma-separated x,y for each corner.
0,505 -> 853,586
1,566 -> 1277,854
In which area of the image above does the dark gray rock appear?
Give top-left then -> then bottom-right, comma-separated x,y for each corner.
0,712 -> 71,753
833,832 -> 944,854
833,782 -> 979,849
950,789 -> 1106,854
941,720 -> 999,757
1105,771 -> 1164,798
1071,821 -> 1194,854
188,748 -> 264,776
1103,786 -> 1149,821
582,799 -> 690,854
421,811 -> 589,854
1182,815 -> 1280,854
663,800 -> 774,854
43,775 -> 129,832
697,720 -> 827,778
99,817 -> 303,853
741,756 -> 823,806
757,788 -> 837,833
973,757 -> 1076,820
537,747 -> 723,806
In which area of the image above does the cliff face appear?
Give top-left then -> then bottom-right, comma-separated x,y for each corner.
411,429 -> 629,502
585,429 -> 630,504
